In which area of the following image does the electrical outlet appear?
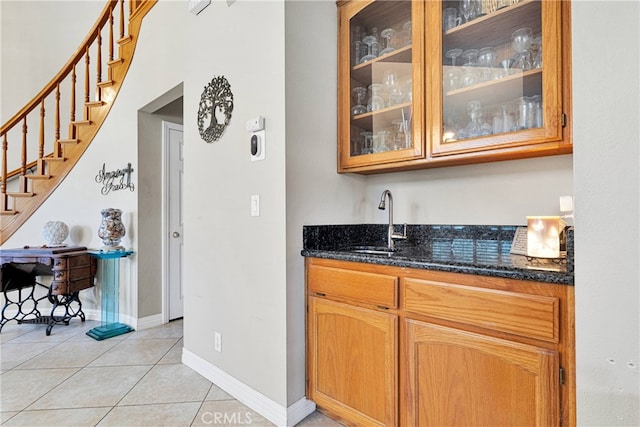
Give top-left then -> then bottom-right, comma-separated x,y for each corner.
214,331 -> 222,352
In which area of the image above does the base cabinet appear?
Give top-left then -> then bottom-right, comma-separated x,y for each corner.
307,296 -> 398,426
404,319 -> 559,426
305,257 -> 575,427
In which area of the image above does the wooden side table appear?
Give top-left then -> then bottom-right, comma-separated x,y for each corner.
0,246 -> 96,335
86,249 -> 134,340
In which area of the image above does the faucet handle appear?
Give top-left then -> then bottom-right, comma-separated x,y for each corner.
392,223 -> 407,240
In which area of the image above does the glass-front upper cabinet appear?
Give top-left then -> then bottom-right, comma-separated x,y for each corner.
432,0 -> 568,156
338,0 -> 425,171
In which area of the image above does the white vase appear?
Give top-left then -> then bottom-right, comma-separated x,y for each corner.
98,208 -> 126,247
42,221 -> 69,246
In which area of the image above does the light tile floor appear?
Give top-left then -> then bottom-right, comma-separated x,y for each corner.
0,319 -> 340,427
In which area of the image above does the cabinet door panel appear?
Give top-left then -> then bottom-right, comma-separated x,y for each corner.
338,0 -> 425,171
404,319 -> 559,427
433,0 -> 566,156
309,297 -> 397,426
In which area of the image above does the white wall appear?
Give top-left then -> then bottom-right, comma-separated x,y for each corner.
2,1 -> 639,425
180,0 -> 290,406
572,2 -> 640,425
363,155 -> 573,225
284,0 -> 367,404
0,1 -> 105,115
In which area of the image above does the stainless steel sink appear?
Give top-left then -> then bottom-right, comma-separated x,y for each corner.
345,246 -> 396,255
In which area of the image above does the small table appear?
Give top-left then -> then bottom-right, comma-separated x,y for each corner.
0,246 -> 96,335
85,249 -> 134,340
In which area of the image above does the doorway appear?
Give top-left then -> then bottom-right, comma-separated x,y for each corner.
138,83 -> 183,327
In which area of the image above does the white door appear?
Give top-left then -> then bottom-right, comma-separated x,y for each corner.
164,121 -> 184,320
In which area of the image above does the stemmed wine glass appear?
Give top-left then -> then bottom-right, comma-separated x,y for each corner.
477,46 -> 497,81
460,0 -> 476,23
461,48 -> 478,66
444,49 -> 463,92
530,34 -> 543,68
379,28 -> 396,56
511,27 -> 533,70
360,28 -> 379,63
351,87 -> 367,115
445,48 -> 463,66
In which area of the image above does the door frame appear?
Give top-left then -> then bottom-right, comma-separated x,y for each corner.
161,120 -> 184,323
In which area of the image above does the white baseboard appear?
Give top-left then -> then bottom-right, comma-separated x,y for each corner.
182,348 -> 315,427
134,313 -> 163,330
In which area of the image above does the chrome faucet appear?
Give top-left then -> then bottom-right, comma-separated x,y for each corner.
378,190 -> 407,250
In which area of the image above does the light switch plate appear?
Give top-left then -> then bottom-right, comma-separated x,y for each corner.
251,195 -> 260,217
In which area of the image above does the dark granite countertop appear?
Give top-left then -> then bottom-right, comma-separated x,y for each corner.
301,224 -> 574,285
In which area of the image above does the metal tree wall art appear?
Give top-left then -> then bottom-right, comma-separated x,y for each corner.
198,76 -> 234,143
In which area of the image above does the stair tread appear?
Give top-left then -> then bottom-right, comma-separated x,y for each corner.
108,58 -> 124,66
72,120 -> 92,126
6,192 -> 34,197
117,35 -> 132,45
25,174 -> 50,180
85,100 -> 106,107
58,139 -> 79,144
44,156 -> 65,162
1,210 -> 17,216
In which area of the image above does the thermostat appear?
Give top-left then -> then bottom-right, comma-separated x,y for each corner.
251,130 -> 265,161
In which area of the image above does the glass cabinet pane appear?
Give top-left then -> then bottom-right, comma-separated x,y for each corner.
440,0 -> 544,145
348,1 -> 414,157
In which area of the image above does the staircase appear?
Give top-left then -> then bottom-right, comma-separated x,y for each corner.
0,0 -> 156,245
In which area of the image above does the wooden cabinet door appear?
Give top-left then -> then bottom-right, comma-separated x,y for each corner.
337,0 -> 425,172
308,296 -> 398,426
404,319 -> 559,427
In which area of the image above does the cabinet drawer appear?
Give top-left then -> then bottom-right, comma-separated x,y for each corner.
53,254 -> 92,269
308,264 -> 398,308
50,277 -> 93,294
403,278 -> 559,343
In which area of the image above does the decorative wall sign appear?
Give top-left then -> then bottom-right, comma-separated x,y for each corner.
95,163 -> 135,195
198,76 -> 234,143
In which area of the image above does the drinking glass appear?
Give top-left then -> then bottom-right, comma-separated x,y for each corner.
477,47 -> 497,81
445,48 -> 463,66
360,36 -> 378,63
401,21 -> 412,46
382,70 -> 403,106
367,83 -> 385,112
460,0 -> 477,23
531,35 -> 543,68
496,58 -> 515,78
511,27 -> 533,70
444,48 -> 463,92
351,86 -> 367,115
465,100 -> 492,137
360,131 -> 374,154
353,40 -> 363,66
461,49 -> 479,66
379,28 -> 396,56
443,8 -> 461,31
460,66 -> 479,88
